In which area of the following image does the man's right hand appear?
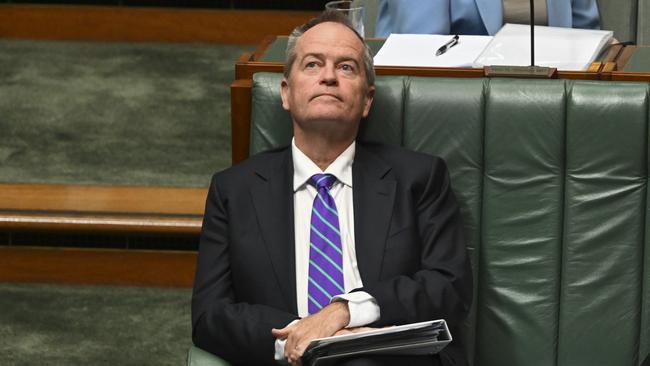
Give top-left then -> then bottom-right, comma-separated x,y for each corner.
271,301 -> 350,365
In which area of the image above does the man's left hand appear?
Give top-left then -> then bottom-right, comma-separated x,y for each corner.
271,301 -> 350,365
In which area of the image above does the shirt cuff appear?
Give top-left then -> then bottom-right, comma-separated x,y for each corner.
274,319 -> 300,361
332,291 -> 380,328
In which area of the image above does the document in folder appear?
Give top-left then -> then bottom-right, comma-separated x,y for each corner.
374,34 -> 493,68
300,319 -> 451,366
473,23 -> 613,71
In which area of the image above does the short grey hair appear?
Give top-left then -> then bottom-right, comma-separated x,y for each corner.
283,10 -> 375,87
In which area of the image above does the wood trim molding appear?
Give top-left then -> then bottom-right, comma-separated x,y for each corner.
0,183 -> 206,215
610,73 -> 650,82
0,5 -> 318,44
231,79 -> 253,164
0,213 -> 201,234
0,183 -> 206,233
0,246 -> 196,287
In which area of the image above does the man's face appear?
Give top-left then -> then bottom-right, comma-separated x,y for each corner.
280,22 -> 374,136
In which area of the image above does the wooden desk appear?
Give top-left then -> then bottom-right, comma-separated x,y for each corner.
230,36 -> 650,163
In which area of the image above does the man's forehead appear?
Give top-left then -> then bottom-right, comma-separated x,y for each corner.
295,22 -> 364,57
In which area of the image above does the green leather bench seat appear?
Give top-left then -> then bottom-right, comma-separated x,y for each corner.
191,73 -> 650,366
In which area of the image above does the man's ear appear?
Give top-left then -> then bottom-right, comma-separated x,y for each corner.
280,78 -> 291,111
361,85 -> 375,118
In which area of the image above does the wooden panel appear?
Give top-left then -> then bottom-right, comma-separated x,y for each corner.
0,213 -> 201,234
0,183 -> 206,215
0,246 -> 197,287
231,79 -> 253,164
610,73 -> 650,81
0,5 -> 318,44
602,62 -> 617,73
588,61 -> 602,73
556,71 -> 601,80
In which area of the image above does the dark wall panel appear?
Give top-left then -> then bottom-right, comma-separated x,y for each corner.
5,0 -> 328,9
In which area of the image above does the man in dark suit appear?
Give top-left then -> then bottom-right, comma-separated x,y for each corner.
192,10 -> 472,366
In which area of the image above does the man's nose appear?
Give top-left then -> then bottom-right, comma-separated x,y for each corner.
320,64 -> 338,86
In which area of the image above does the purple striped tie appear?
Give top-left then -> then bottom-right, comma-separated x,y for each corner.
307,173 -> 344,314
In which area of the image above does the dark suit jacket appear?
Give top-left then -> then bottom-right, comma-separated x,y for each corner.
191,142 -> 473,366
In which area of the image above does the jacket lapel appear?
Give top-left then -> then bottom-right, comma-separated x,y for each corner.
353,145 -> 396,284
249,149 -> 297,314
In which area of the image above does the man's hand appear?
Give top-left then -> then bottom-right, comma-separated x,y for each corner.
272,301 -> 350,365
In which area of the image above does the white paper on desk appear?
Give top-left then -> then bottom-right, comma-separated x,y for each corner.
473,23 -> 613,70
374,34 -> 493,68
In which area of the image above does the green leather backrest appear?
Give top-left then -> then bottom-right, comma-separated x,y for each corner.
249,72 -> 650,366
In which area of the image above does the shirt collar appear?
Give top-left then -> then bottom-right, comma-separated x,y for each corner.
292,137 -> 355,192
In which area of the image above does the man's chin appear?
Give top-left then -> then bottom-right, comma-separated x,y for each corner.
295,113 -> 360,132
305,113 -> 349,124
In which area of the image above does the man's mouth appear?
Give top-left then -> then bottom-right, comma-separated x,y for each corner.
312,93 -> 341,101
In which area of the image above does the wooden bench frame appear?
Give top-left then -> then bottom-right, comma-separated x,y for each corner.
0,183 -> 206,234
0,184 -> 206,286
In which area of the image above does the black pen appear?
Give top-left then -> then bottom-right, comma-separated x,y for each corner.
436,35 -> 459,56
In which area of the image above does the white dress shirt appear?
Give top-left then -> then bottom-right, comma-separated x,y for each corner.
274,139 -> 380,360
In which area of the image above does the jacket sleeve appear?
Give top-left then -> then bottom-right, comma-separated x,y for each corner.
361,158 -> 473,329
191,175 -> 297,365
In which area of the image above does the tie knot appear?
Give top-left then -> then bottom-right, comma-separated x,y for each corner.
310,173 -> 337,191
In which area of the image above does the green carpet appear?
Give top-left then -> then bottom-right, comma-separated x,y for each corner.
0,40 -> 252,187
0,283 -> 192,365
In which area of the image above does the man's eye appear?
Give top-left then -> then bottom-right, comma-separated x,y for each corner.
339,64 -> 355,72
305,62 -> 318,68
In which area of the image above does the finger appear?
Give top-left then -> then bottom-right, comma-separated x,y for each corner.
285,333 -> 299,352
271,326 -> 290,333
284,342 -> 293,360
288,348 -> 301,365
334,329 -> 352,336
271,327 -> 290,338
354,327 -> 374,333
287,341 -> 305,363
288,353 -> 301,365
294,340 -> 309,357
